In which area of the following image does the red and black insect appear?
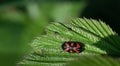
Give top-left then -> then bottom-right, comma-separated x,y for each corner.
61,41 -> 84,53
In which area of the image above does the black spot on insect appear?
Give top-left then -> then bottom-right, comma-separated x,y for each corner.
61,41 -> 84,53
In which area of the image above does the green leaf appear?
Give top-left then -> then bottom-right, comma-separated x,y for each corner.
66,55 -> 120,66
19,18 -> 120,66
45,18 -> 120,55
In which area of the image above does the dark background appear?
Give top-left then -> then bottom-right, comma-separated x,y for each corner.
0,0 -> 120,66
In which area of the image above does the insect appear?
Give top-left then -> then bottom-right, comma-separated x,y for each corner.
61,41 -> 83,53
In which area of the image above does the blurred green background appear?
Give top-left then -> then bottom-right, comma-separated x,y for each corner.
0,0 -> 120,66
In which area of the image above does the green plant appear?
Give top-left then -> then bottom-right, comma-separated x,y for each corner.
18,18 -> 120,66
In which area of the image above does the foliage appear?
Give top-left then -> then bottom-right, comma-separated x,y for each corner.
19,18 -> 120,66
